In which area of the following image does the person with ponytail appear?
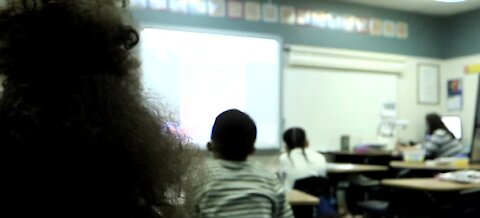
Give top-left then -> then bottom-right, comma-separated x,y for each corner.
279,127 -> 327,191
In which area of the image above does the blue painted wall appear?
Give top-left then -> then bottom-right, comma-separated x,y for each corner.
132,0 -> 445,58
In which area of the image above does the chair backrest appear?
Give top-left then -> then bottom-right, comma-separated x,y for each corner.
293,176 -> 331,197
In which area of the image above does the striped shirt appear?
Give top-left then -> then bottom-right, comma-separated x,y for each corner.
423,129 -> 464,158
195,159 -> 293,218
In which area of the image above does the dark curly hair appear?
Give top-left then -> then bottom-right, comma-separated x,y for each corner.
0,0 -> 196,217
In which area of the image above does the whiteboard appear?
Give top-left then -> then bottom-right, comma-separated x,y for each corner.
284,67 -> 398,151
140,28 -> 281,150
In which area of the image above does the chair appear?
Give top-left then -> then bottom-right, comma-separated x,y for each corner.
293,176 -> 332,197
346,174 -> 389,217
357,200 -> 389,218
293,176 -> 335,218
387,188 -> 435,217
453,188 -> 480,218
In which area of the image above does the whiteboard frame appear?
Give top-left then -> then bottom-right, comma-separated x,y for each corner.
138,23 -> 284,152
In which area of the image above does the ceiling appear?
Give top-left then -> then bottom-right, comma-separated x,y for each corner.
337,0 -> 480,16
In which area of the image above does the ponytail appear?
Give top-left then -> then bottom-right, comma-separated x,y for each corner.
283,128 -> 309,163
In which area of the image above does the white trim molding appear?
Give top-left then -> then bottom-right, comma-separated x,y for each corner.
286,45 -> 407,75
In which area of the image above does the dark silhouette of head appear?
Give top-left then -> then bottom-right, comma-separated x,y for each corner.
283,127 -> 307,152
209,109 -> 257,161
426,113 -> 453,137
283,127 -> 309,161
0,1 -> 195,217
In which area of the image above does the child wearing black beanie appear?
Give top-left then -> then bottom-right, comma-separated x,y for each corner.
196,109 -> 293,218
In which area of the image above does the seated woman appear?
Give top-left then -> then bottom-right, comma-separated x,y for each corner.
279,127 -> 327,191
422,113 -> 464,158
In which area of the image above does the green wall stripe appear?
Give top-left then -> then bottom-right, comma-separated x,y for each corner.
132,0 -> 480,59
443,9 -> 480,58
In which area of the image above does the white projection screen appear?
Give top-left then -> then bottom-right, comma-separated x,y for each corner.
140,27 -> 282,150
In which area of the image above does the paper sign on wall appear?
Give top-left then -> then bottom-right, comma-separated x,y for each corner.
418,64 -> 439,105
447,79 -> 463,111
465,64 -> 480,74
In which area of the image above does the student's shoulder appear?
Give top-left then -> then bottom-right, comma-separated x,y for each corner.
431,129 -> 454,140
433,129 -> 448,136
248,161 -> 280,180
279,153 -> 289,162
204,159 -> 221,170
201,159 -> 232,178
305,148 -> 325,158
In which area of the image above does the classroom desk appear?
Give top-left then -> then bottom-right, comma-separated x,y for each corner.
327,163 -> 389,174
390,161 -> 480,171
325,151 -> 393,156
287,189 -> 320,205
287,189 -> 320,218
325,163 -> 388,216
382,178 -> 480,192
276,163 -> 388,174
323,151 -> 394,165
381,178 -> 480,217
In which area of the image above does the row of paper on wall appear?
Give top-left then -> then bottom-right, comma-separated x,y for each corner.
131,0 -> 409,39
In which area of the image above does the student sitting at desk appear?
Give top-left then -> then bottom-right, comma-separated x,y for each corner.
422,113 -> 464,158
196,109 -> 293,218
279,127 -> 327,191
398,113 -> 464,159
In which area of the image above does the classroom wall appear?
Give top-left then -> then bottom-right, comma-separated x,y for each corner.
281,47 -> 478,151
130,2 -> 480,153
282,46 -> 444,150
441,7 -> 480,149
252,52 -> 447,165
396,56 -> 443,143
443,9 -> 480,58
395,53 -> 480,151
359,52 -> 480,150
132,0 -> 444,58
441,54 -> 480,149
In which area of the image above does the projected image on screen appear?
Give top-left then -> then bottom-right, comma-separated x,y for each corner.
140,28 -> 281,150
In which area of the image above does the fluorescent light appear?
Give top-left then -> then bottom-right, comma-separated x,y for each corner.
436,0 -> 465,3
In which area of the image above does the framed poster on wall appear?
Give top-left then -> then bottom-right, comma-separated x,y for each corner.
244,1 -> 261,21
418,63 -> 440,105
280,5 -> 295,25
208,0 -> 226,17
227,0 -> 243,19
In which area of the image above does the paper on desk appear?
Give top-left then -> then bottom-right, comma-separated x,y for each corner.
438,170 -> 480,184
